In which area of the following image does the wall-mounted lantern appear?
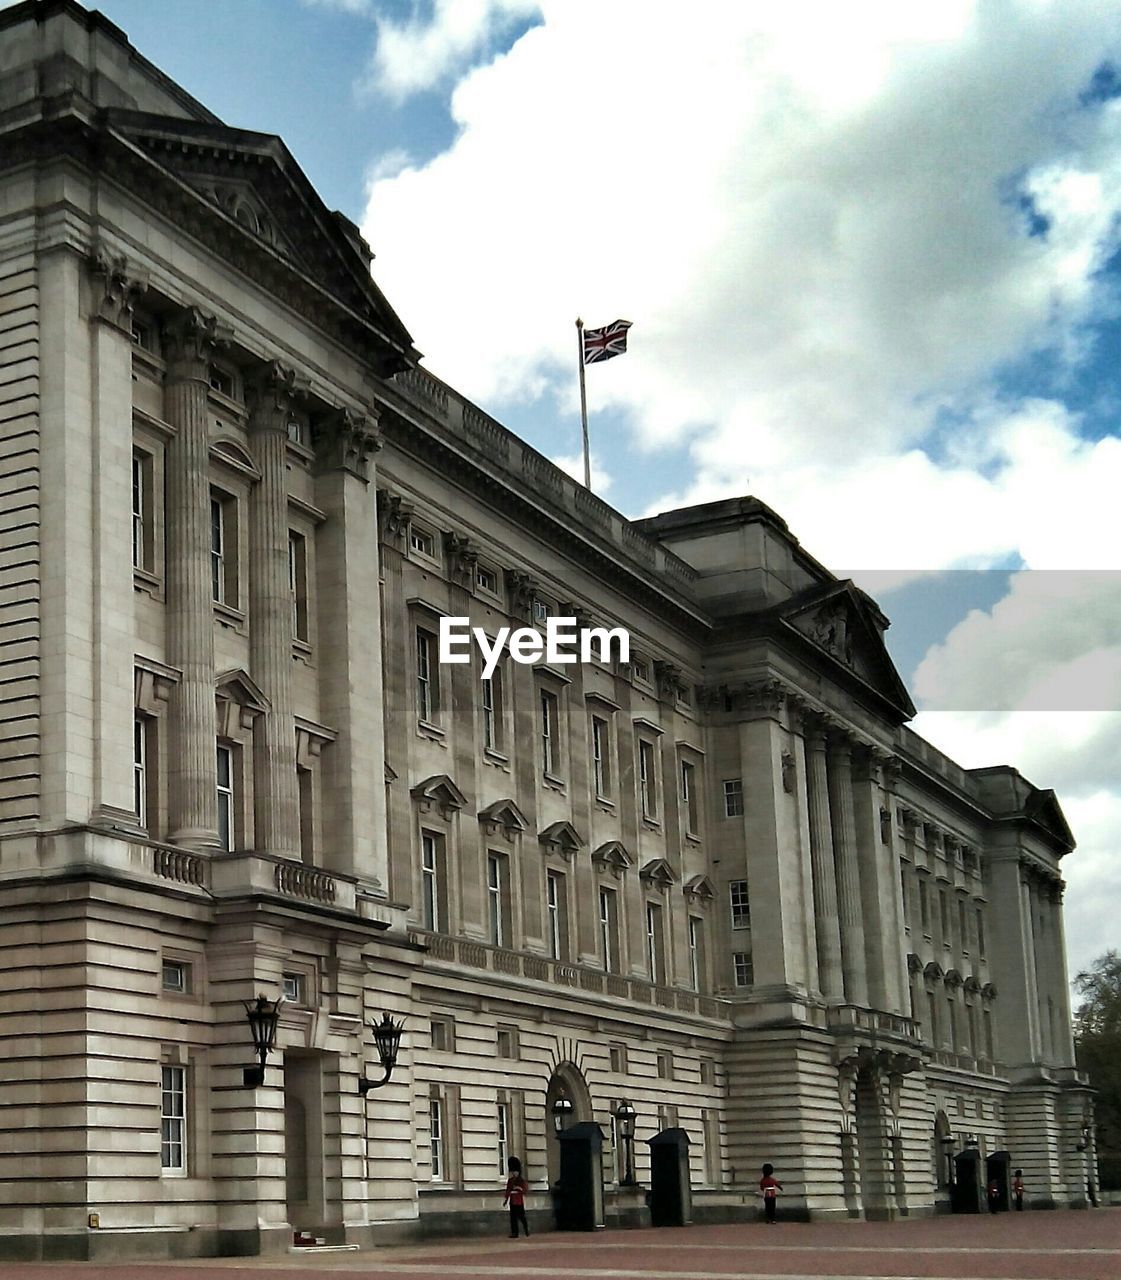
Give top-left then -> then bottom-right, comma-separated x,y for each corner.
358,1013 -> 405,1096
615,1099 -> 638,1185
552,1092 -> 574,1134
243,994 -> 283,1087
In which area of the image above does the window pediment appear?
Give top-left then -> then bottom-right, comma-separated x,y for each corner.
538,820 -> 584,859
216,668 -> 269,736
479,798 -> 529,839
592,840 -> 632,877
683,874 -> 715,904
640,858 -> 677,890
411,774 -> 468,818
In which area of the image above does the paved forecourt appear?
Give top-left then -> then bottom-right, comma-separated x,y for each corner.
2,1211 -> 1119,1280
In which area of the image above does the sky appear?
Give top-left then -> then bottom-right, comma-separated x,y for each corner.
66,0 -> 1120,990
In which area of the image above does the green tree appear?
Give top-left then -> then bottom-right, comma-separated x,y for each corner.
1074,950 -> 1121,1189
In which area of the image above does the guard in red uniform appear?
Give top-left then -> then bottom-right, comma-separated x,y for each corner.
759,1162 -> 783,1223
504,1156 -> 530,1237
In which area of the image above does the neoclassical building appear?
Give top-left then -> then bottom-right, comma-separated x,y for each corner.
0,0 -> 1095,1261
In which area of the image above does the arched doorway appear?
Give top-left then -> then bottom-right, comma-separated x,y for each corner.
545,1063 -> 592,1185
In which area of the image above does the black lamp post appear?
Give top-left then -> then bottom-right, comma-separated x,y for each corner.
552,1093 -> 574,1134
243,993 -> 283,1087
359,1012 -> 405,1096
615,1099 -> 637,1185
940,1133 -> 956,1188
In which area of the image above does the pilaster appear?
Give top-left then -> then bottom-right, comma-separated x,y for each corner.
827,733 -> 868,1007
163,306 -> 225,849
247,361 -> 302,859
803,717 -> 843,1001
314,406 -> 386,889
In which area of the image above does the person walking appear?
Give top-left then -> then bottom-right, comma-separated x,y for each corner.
759,1162 -> 783,1224
1012,1169 -> 1025,1211
504,1156 -> 530,1238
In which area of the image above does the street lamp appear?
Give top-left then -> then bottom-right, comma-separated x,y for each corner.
939,1132 -> 956,1188
243,993 -> 283,1087
359,1012 -> 405,1096
615,1099 -> 637,1186
552,1092 -> 574,1134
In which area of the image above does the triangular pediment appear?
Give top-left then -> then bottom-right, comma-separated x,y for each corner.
683,874 -> 715,903
538,820 -> 584,855
410,774 -> 467,811
103,111 -> 417,374
591,841 -> 633,873
1024,788 -> 1076,853
783,582 -> 916,720
479,798 -> 529,836
216,668 -> 269,714
639,858 -> 677,888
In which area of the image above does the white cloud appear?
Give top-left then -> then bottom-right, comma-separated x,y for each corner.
369,0 -> 540,100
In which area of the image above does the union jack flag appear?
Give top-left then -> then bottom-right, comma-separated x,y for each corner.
582,319 -> 632,365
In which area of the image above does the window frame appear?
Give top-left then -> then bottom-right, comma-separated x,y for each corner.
421,830 -> 446,932
288,530 -> 310,644
680,758 -> 699,835
723,778 -> 744,818
591,713 -> 612,799
546,868 -> 568,960
216,740 -> 236,852
646,900 -> 666,985
486,850 -> 512,949
160,1063 -> 188,1176
416,626 -> 439,725
638,738 -> 658,820
540,686 -> 561,779
729,879 -> 751,931
732,951 -> 754,988
598,885 -> 620,974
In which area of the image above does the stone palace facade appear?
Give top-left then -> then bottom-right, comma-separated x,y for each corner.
0,0 -> 1096,1261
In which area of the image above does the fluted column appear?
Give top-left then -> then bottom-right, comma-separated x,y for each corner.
247,362 -> 301,858
164,308 -> 224,849
828,733 -> 868,1006
804,718 -> 844,1000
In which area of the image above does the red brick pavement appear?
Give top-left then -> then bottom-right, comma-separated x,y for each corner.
2,1210 -> 1118,1280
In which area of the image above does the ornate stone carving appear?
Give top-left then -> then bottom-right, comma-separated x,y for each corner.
377,489 -> 414,544
316,406 -> 381,479
781,750 -> 796,794
89,244 -> 148,332
739,678 -> 787,719
163,305 -> 229,378
246,359 -> 305,430
444,530 -> 479,583
654,660 -> 682,702
505,569 -> 539,619
811,602 -> 855,665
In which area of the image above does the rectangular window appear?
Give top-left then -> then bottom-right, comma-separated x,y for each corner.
939,889 -> 950,945
723,778 -> 744,817
208,364 -> 233,397
638,739 -> 657,819
210,491 -> 238,607
729,879 -> 751,930
497,1098 -> 510,1175
540,688 -> 560,776
631,657 -> 650,684
288,532 -> 308,641
487,852 -> 510,948
216,741 -> 235,852
409,524 -> 435,557
134,714 -> 148,827
546,869 -> 567,960
699,1057 -> 715,1087
958,899 -> 969,953
481,667 -> 503,752
421,831 -> 444,931
476,565 -> 498,594
599,886 -> 619,973
591,715 -> 611,798
688,916 -> 704,992
282,973 -> 304,1003
298,763 -> 314,863
161,961 -> 188,994
733,951 -> 754,988
983,1007 -> 994,1059
430,1016 -> 453,1052
496,1025 -> 519,1059
532,597 -> 550,625
416,628 -> 437,722
131,451 -> 154,571
656,1049 -> 673,1080
609,1043 -> 627,1073
160,1064 -> 187,1174
646,901 -> 666,985
919,878 -> 931,935
430,1093 -> 445,1180
681,759 -> 698,834
286,418 -> 306,446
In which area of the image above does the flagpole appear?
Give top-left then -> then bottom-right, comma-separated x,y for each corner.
576,317 -> 590,489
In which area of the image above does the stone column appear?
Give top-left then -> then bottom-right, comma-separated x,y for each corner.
803,717 -> 844,1000
853,748 -> 906,1013
314,407 -> 386,888
1019,861 -> 1042,1061
163,308 -> 224,849
1050,882 -> 1076,1065
827,733 -> 868,1007
246,362 -> 301,859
